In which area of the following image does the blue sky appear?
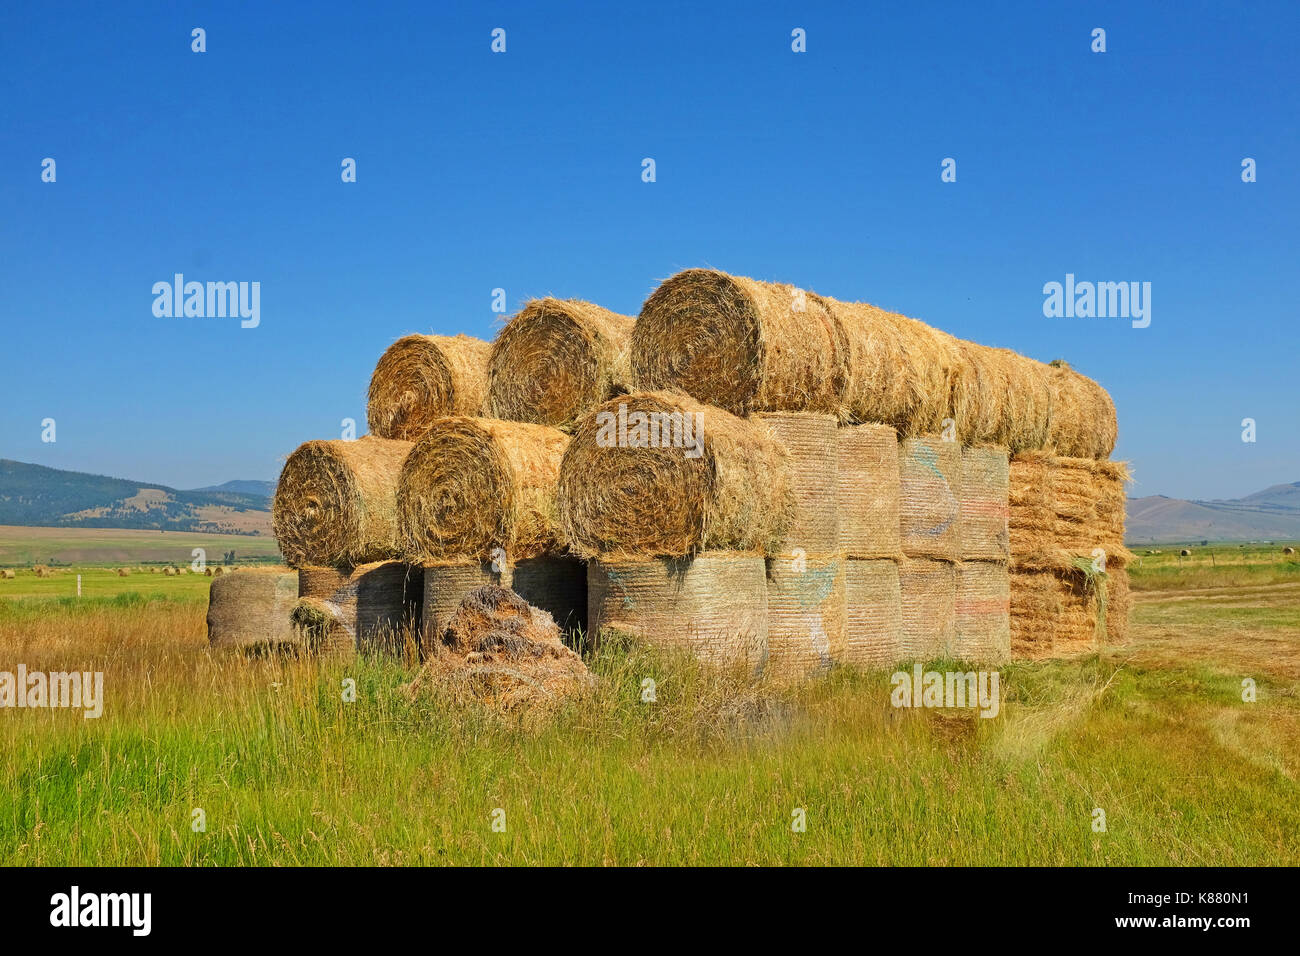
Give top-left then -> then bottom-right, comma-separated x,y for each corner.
1,0 -> 1296,500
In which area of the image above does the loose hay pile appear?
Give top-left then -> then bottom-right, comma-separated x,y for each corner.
397,417 -> 569,563
207,568 -> 300,652
273,436 -> 411,568
367,333 -> 491,440
557,391 -> 794,559
487,298 -> 637,431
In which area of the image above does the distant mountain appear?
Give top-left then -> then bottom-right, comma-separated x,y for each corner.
1127,482 -> 1300,543
189,479 -> 275,499
0,460 -> 271,536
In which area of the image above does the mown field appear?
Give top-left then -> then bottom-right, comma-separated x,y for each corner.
0,546 -> 1297,865
0,524 -> 280,568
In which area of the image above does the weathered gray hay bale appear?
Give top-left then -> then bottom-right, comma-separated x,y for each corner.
206,568 -> 300,651
421,560 -> 510,648
960,445 -> 1009,560
510,554 -> 587,634
843,557 -> 902,668
1045,360 -> 1118,459
1,570 -> 15,579
955,560 -> 1010,663
587,552 -> 768,669
898,558 -> 957,660
633,269 -> 849,416
558,391 -> 793,559
898,436 -> 962,561
273,435 -> 411,569
837,423 -> 901,559
765,554 -> 846,680
294,561 -> 422,654
397,417 -> 568,563
753,412 -> 839,555
487,298 -> 637,432
367,333 -> 491,440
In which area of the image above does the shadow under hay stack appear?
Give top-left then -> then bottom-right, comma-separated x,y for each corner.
367,333 -> 491,441
293,562 -> 422,655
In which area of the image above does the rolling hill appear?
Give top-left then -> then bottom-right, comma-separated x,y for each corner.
0,460 -> 273,536
1126,482 -> 1300,543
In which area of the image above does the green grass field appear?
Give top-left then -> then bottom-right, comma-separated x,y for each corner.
0,542 -> 1297,865
0,524 -> 280,568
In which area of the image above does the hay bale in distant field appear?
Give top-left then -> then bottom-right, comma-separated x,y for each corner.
633,269 -> 849,416
162,567 -> 176,577
204,567 -> 212,576
421,560 -> 510,648
753,412 -> 839,555
898,558 -> 956,660
207,567 -> 299,651
765,554 -> 846,680
178,568 -> 188,575
1046,360 -> 1118,459
955,560 -> 1010,663
510,554 -> 587,634
397,417 -> 568,563
487,298 -> 636,432
1179,549 -> 1191,557
899,436 -> 961,561
295,561 -> 422,654
960,445 -> 1009,560
558,391 -> 793,559
211,566 -> 224,577
843,557 -> 902,668
33,565 -> 52,578
587,552 -> 768,669
1,570 -> 15,579
1284,547 -> 1295,556
273,435 -> 411,569
366,333 -> 491,440
117,568 -> 129,577
837,423 -> 901,559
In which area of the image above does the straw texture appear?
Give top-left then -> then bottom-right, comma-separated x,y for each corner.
899,436 -> 962,561
955,560 -> 1010,663
753,412 -> 839,555
206,568 -> 299,651
843,557 -> 902,668
367,333 -> 491,440
294,561 -> 422,654
898,557 -> 957,660
837,423 -> 901,559
421,560 -> 509,649
765,554 -> 846,680
960,445 -> 1010,560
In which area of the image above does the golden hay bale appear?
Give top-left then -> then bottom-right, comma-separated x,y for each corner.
366,333 -> 491,440
1,570 -> 15,579
837,423 -> 901,559
421,560 -> 509,649
955,560 -> 1010,663
765,554 -> 846,680
1009,452 -> 1131,572
898,557 -> 957,660
33,565 -> 52,578
898,436 -> 962,561
1045,360 -> 1117,459
588,552 -> 768,670
952,348 -> 1053,451
163,566 -> 176,576
1009,568 -> 1059,660
487,298 -> 637,432
960,445 -> 1009,561
1106,567 -> 1131,645
117,568 -> 130,577
633,269 -> 849,416
397,417 -> 568,563
273,436 -> 411,569
206,567 -> 300,651
557,391 -> 793,559
1179,548 -> 1191,557
753,412 -> 839,555
1009,566 -> 1111,660
1285,547 -> 1296,556
510,554 -> 587,635
203,567 -> 213,576
295,562 -> 422,655
843,557 -> 902,668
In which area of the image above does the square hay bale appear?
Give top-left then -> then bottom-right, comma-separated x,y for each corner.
898,557 -> 957,660
843,557 -> 902,668
899,436 -> 962,561
765,554 -> 846,681
960,445 -> 1009,560
955,560 -> 1010,663
837,423 -> 901,559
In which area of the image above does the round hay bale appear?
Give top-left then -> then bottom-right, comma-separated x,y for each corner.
960,445 -> 1009,561
272,435 -> 411,568
1046,360 -> 1117,459
843,557 -> 902,668
953,348 -> 1053,451
558,391 -> 794,559
1285,547 -> 1296,556
510,554 -> 587,635
587,552 -> 768,670
421,560 -> 510,649
955,560 -> 1010,663
178,568 -> 188,575
296,561 -> 422,655
33,565 -> 52,578
117,568 -> 130,577
752,412 -> 839,555
149,567 -> 161,574
898,557 -> 957,660
1,570 -> 15,579
206,567 -> 299,651
1009,568 -> 1059,660
366,333 -> 491,440
632,269 -> 849,417
204,567 -> 213,576
765,554 -> 846,680
163,566 -> 176,577
487,298 -> 637,432
837,423 -> 901,559
899,436 -> 962,561
397,417 -> 568,563
1179,548 -> 1191,557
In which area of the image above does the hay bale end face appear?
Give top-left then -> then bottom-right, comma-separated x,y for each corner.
207,568 -> 300,651
397,417 -> 568,563
1285,547 -> 1296,556
367,333 -> 491,440
273,435 -> 411,569
487,298 -> 636,432
558,391 -> 794,559
955,560 -> 1010,663
754,412 -> 839,556
898,558 -> 957,660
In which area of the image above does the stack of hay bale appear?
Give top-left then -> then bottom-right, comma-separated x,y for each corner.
250,268 -> 1126,672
